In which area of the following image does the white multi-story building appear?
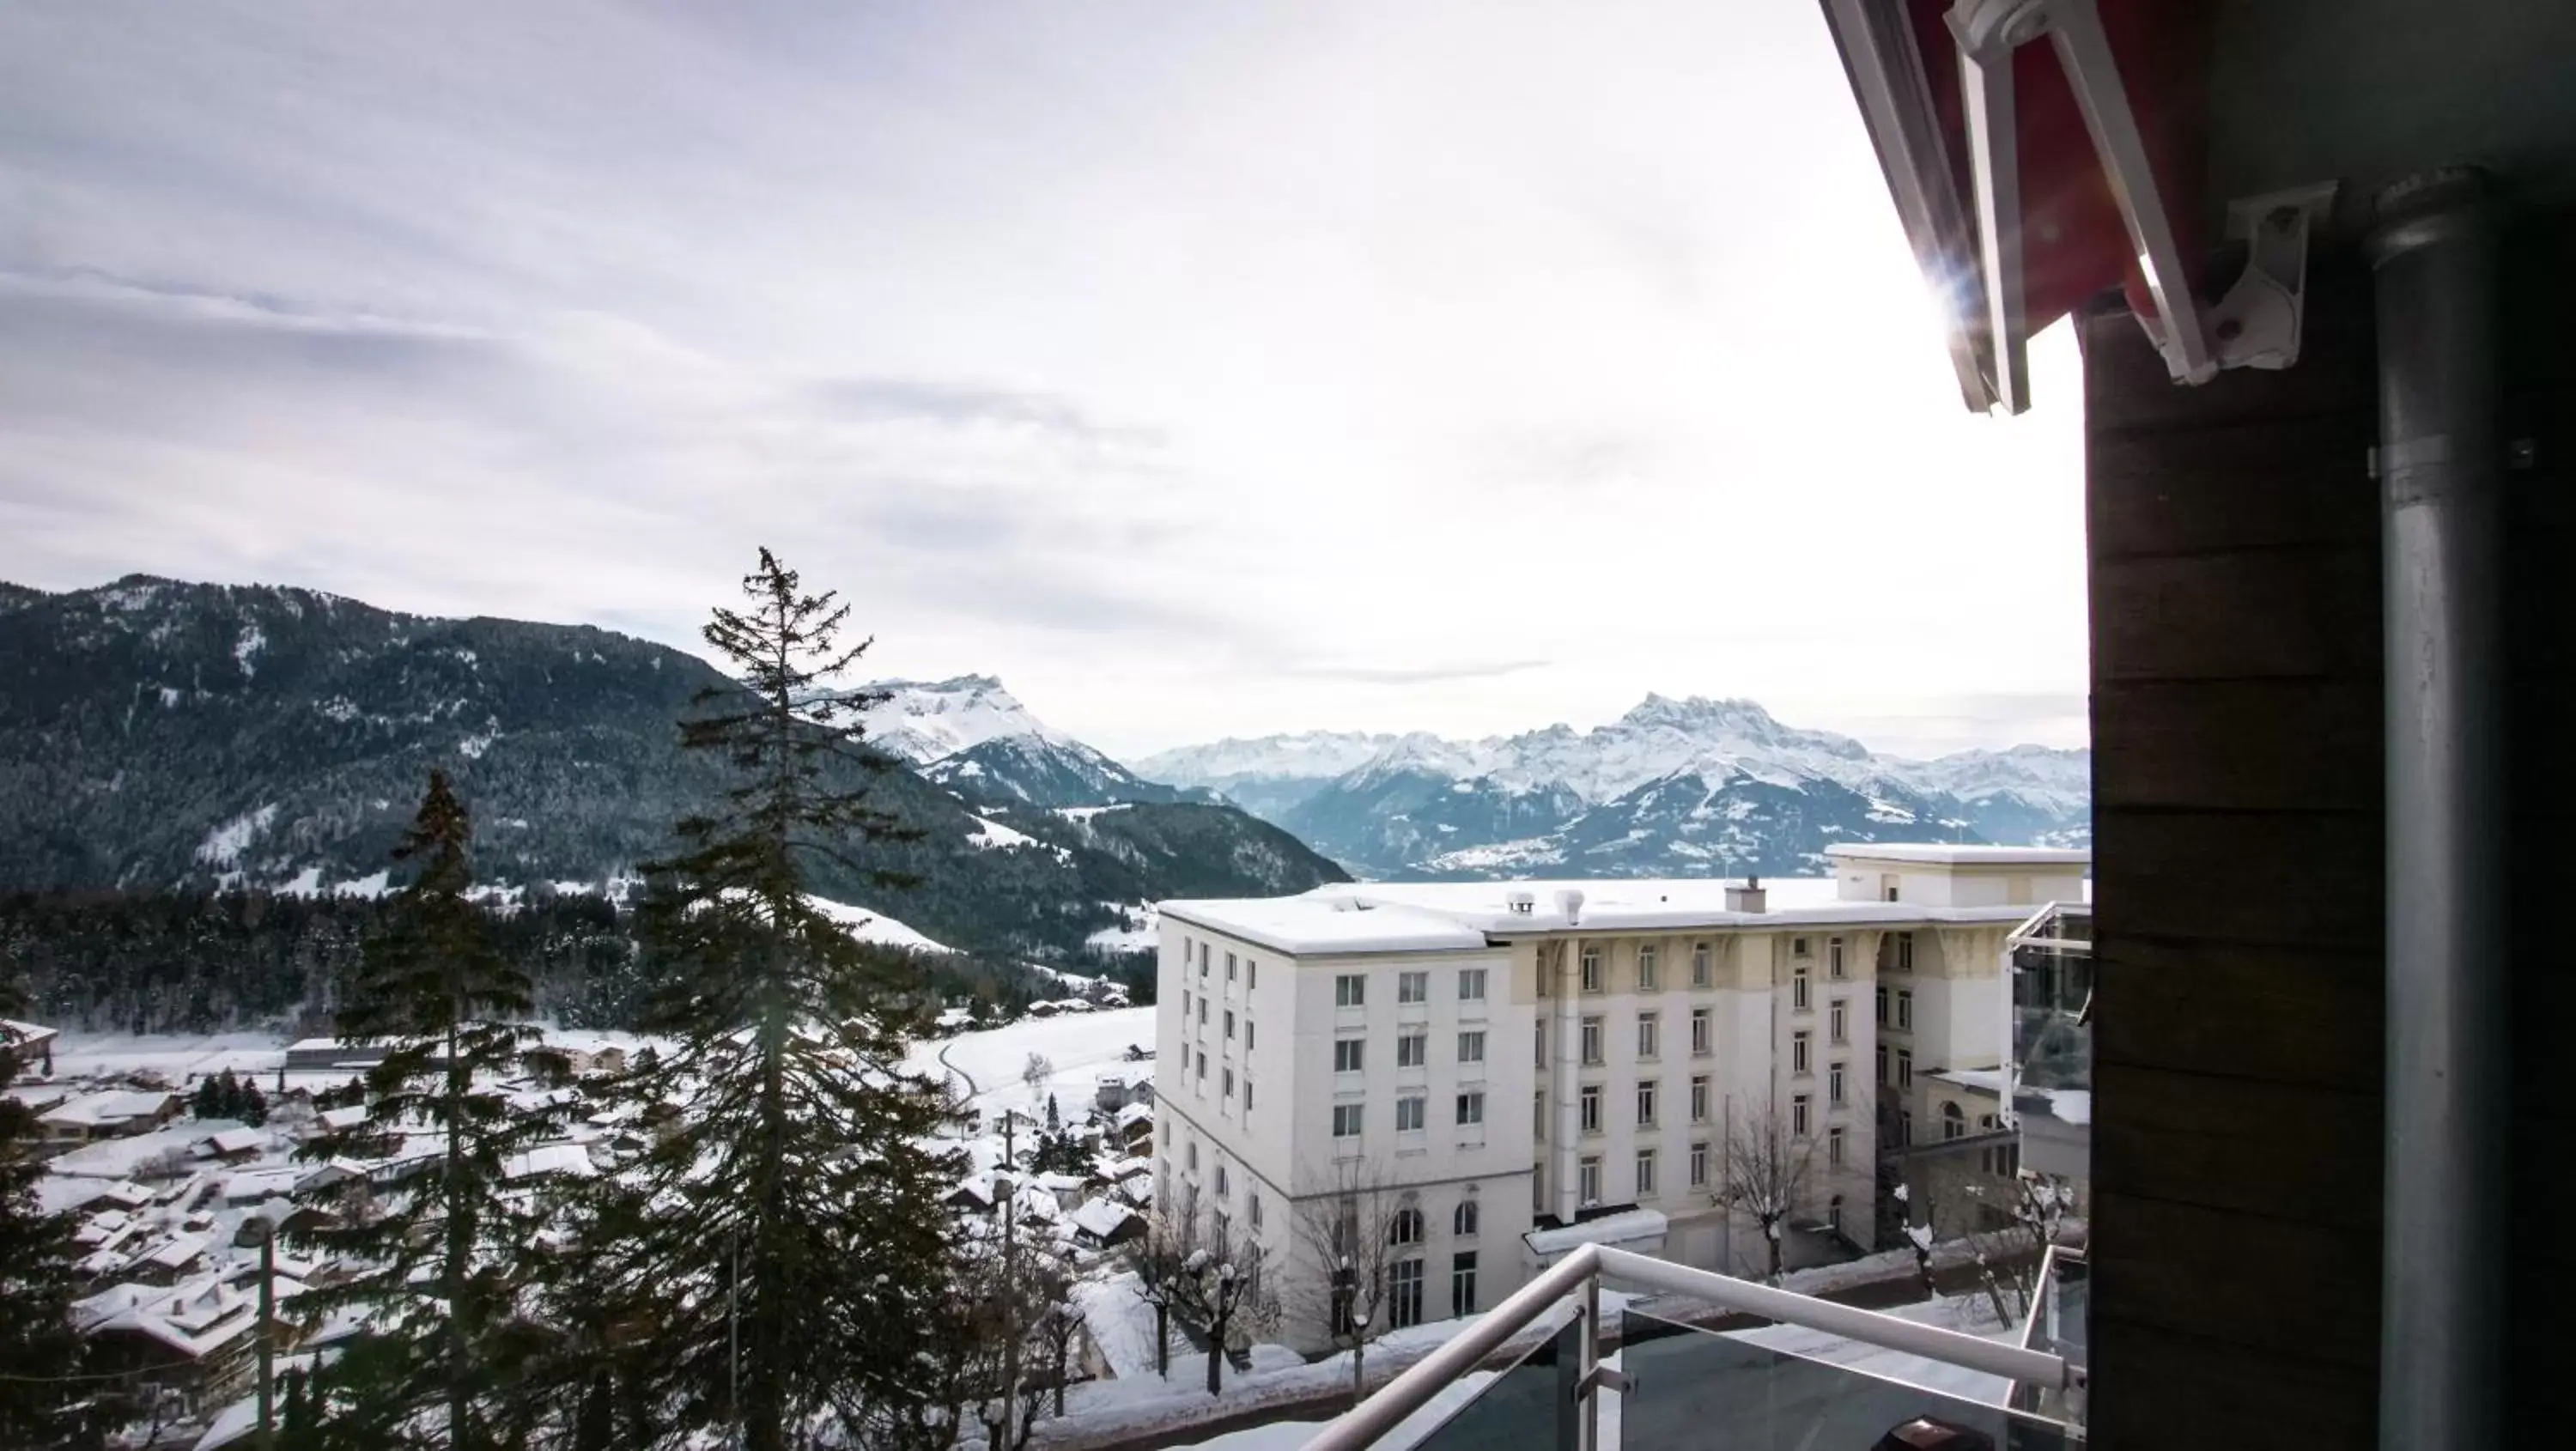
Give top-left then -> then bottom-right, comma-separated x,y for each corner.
1151,843 -> 2087,1349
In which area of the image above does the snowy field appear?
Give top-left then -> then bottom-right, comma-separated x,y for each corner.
903,1006 -> 1156,1170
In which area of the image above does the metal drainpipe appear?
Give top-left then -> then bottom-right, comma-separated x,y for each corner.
2366,165 -> 2506,1451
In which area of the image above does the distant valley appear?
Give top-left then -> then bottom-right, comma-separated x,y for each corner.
1133,698 -> 2089,879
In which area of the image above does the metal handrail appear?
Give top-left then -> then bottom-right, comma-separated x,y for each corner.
1298,1242 -> 1598,1451
1297,1242 -> 2076,1451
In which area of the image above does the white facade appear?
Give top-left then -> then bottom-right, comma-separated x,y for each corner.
1151,845 -> 2086,1351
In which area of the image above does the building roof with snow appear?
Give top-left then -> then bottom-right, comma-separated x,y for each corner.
1069,1196 -> 1139,1243
41,1089 -> 182,1132
1161,870 -> 2083,956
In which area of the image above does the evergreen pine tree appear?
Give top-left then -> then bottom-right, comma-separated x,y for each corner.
0,987 -> 90,1447
295,770 -> 573,1448
239,1077 -> 268,1126
601,549 -> 964,1450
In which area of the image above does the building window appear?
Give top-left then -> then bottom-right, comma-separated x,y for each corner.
1899,1108 -> 1913,1146
1828,1194 -> 1844,1235
1187,1142 -> 1199,1171
1397,1096 -> 1427,1132
1225,1010 -> 1236,1040
1334,1039 -> 1364,1073
1942,1102 -> 1965,1141
1826,937 -> 1844,977
1691,1007 -> 1711,1056
1456,1091 -> 1485,1126
1898,1048 -> 1914,1090
1250,1195 -> 1263,1229
1690,1074 -> 1710,1123
1828,1125 -> 1846,1167
1876,983 -> 1889,1023
1876,1043 -> 1888,1085
1452,1252 -> 1479,1316
1897,932 -> 1916,972
1792,965 -> 1811,1011
1637,1011 -> 1660,1059
1578,1156 -> 1601,1205
1636,1148 -> 1658,1198
1398,1033 -> 1427,1069
1333,1103 -> 1364,1138
1226,951 -> 1237,981
1197,997 -> 1207,1025
1336,974 -> 1366,1007
1792,1030 -> 1812,1075
1244,1076 -> 1255,1110
1200,944 -> 1209,977
1534,1022 -> 1546,1066
1223,1068 -> 1235,1099
1390,1206 -> 1424,1246
1182,988 -> 1190,1017
1689,1140 -> 1709,1187
1197,1054 -> 1206,1084
1246,1021 -> 1256,1051
1398,970 -> 1429,1004
1692,942 -> 1712,987
1791,1093 -> 1811,1137
1829,1061 -> 1846,1106
1581,1017 -> 1604,1065
1389,1259 -> 1425,1330
1455,1199 -> 1479,1237
1896,989 -> 1914,1031
1534,1090 -> 1546,1141
1458,1029 -> 1486,1064
1636,1080 -> 1658,1128
1248,959 -> 1258,990
1580,946 -> 1604,993
1637,944 -> 1660,991
1161,1120 -> 1170,1146
1216,1165 -> 1229,1196
1580,1084 -> 1602,1133
1460,968 -> 1487,1001
1182,933 -> 1193,963
1830,999 -> 1848,1044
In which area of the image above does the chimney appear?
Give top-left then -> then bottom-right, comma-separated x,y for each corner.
1505,889 -> 1536,916
1553,888 -> 1586,926
1724,874 -> 1767,914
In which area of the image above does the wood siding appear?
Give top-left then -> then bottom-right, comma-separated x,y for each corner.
2083,214 -> 2575,1446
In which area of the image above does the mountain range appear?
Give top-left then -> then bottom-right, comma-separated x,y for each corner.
0,576 -> 1344,962
1133,696 -> 2089,879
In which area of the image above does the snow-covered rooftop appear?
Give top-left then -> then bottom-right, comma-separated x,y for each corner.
1524,1208 -> 1669,1257
1820,843 -> 2091,866
1162,872 -> 2051,956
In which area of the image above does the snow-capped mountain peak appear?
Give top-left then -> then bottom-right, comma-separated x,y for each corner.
841,674 -> 1070,765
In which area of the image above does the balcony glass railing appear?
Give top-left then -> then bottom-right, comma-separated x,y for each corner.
1620,1305 -> 2076,1450
2007,904 -> 2092,1138
1300,1244 -> 2082,1451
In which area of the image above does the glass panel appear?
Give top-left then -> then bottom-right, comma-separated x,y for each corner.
1406,1315 -> 1581,1451
1617,1306 -> 2074,1451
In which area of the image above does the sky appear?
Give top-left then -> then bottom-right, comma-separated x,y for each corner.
0,0 -> 2087,763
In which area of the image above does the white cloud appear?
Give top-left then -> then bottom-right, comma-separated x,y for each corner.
0,0 -> 2086,762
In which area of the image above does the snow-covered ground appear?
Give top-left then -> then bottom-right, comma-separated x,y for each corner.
905,1006 -> 1154,1163
805,893 -> 957,955
1085,901 -> 1159,953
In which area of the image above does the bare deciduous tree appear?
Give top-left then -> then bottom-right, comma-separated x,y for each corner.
1291,1160 -> 1413,1406
1170,1210 -> 1279,1396
1719,1107 -> 1814,1284
1123,1210 -> 1194,1378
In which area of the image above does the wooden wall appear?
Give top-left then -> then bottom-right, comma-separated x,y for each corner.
2082,214 -> 2574,1446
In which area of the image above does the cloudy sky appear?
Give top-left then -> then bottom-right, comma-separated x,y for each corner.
0,0 -> 2086,762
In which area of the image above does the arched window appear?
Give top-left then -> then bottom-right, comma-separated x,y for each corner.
1453,1199 -> 1479,1237
1941,1102 -> 1965,1141
1215,1165 -> 1229,1197
1389,1207 -> 1425,1247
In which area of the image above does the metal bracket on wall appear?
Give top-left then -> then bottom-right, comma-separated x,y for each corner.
2201,182 -> 2339,372
1577,1366 -> 1633,1399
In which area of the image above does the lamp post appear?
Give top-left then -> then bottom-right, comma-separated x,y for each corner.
242,1213 -> 277,1451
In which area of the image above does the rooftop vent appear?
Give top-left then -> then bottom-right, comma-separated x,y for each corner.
1723,876 -> 1767,914
1506,889 -> 1536,915
1554,889 -> 1586,927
